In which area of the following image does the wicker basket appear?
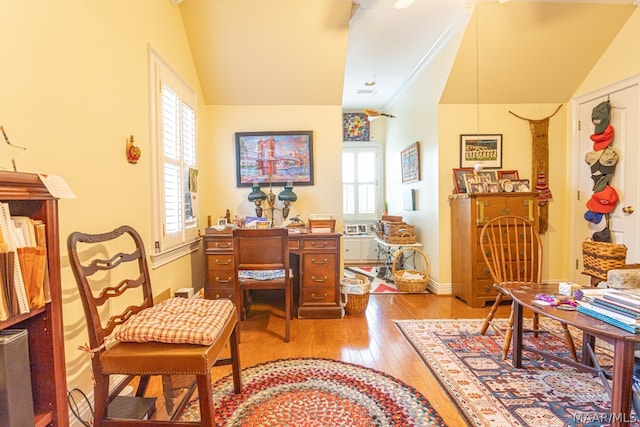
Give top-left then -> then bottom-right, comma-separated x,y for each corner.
582,238 -> 627,281
392,248 -> 429,293
384,232 -> 416,244
340,275 -> 371,316
383,222 -> 414,236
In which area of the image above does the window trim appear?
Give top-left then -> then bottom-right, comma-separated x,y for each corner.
342,141 -> 383,221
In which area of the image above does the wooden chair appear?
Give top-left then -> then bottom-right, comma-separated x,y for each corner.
233,228 -> 292,342
479,215 -> 577,361
67,225 -> 241,426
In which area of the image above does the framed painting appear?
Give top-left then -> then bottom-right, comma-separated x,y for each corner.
460,134 -> 502,169
235,131 -> 314,187
343,112 -> 370,141
401,141 -> 420,183
453,168 -> 473,193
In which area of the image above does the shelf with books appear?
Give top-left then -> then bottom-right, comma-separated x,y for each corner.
0,171 -> 67,427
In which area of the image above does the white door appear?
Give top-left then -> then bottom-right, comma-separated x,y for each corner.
573,77 -> 640,284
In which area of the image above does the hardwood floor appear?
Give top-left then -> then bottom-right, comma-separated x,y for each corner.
151,291 -> 512,426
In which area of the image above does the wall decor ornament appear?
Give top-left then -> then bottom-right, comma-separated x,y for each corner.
400,142 -> 420,183
235,131 -> 314,187
126,135 -> 141,164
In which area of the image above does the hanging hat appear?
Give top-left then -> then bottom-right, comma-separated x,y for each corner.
590,125 -> 614,150
586,184 -> 618,214
596,147 -> 619,174
584,210 -> 603,224
592,174 -> 612,193
592,227 -> 611,243
534,172 -> 552,206
591,100 -> 611,134
587,214 -> 608,233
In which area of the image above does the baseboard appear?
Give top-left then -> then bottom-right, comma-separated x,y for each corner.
427,279 -> 452,296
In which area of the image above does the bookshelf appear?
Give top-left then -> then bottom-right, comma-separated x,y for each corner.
0,172 -> 67,427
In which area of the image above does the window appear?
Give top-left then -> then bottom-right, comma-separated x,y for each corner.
149,48 -> 199,266
342,142 -> 383,221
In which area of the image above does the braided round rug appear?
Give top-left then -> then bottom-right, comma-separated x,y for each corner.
179,357 -> 446,426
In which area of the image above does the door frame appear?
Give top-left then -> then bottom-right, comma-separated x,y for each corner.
569,74 -> 640,284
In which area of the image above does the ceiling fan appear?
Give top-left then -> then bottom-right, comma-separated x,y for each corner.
362,109 -> 396,120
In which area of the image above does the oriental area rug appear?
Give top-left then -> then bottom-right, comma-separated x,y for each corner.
179,357 -> 446,426
395,318 -> 625,427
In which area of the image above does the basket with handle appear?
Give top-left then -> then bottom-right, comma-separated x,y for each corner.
392,248 -> 429,293
582,238 -> 627,281
340,274 -> 371,316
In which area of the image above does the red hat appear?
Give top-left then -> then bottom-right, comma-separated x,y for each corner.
590,125 -> 614,151
586,184 -> 618,213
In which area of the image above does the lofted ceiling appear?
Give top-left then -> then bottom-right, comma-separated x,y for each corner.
176,0 -> 637,111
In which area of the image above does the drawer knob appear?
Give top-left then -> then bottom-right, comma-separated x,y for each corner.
310,293 -> 328,300
311,275 -> 328,283
483,268 -> 491,276
311,258 -> 328,265
484,285 -> 491,292
216,276 -> 232,283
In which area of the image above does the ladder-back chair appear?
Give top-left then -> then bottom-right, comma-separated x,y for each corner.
68,225 -> 241,426
479,215 -> 577,361
233,228 -> 292,342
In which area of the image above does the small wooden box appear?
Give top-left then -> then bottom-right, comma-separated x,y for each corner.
309,219 -> 335,233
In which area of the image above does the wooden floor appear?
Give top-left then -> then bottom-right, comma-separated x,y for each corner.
140,292 -> 511,426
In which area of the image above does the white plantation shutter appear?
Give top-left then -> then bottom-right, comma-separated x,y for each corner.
342,143 -> 382,221
151,48 -> 199,255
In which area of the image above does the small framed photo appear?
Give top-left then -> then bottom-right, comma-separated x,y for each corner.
357,224 -> 368,234
486,182 -> 501,193
464,174 -> 478,193
345,225 -> 359,235
453,168 -> 474,193
512,179 -> 531,192
468,182 -> 486,194
217,218 -> 227,226
460,134 -> 502,168
475,170 -> 498,184
498,170 -> 519,180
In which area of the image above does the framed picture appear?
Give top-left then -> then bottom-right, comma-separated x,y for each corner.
345,225 -> 359,235
217,218 -> 227,226
357,224 -> 368,234
403,189 -> 416,210
463,173 -> 478,194
453,168 -> 474,193
498,170 -> 519,180
486,182 -> 501,193
401,141 -> 420,183
460,134 -> 502,169
467,182 -> 486,194
512,179 -> 531,192
475,170 -> 498,184
235,131 -> 314,187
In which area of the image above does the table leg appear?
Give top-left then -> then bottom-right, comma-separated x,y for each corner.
609,340 -> 634,427
512,300 -> 524,368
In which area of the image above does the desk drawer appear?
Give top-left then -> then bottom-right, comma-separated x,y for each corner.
303,254 -> 337,288
205,271 -> 235,287
205,237 -> 233,251
302,238 -> 338,250
206,254 -> 234,270
301,286 -> 336,305
204,286 -> 235,300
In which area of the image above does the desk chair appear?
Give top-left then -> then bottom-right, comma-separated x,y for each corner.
233,228 -> 291,342
479,215 -> 577,361
68,225 -> 241,426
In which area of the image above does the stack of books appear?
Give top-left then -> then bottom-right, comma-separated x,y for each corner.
577,289 -> 640,334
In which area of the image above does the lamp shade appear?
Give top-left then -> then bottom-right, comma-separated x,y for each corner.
278,186 -> 297,203
248,184 -> 267,203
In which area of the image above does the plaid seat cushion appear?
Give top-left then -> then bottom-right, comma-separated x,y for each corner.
115,297 -> 234,346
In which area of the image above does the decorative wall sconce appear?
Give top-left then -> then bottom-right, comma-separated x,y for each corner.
247,184 -> 267,217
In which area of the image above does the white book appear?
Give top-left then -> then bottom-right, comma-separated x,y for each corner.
0,203 -> 30,314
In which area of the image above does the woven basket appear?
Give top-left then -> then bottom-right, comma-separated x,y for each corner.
340,276 -> 371,316
383,222 -> 414,236
582,238 -> 627,281
384,232 -> 417,244
392,248 -> 429,293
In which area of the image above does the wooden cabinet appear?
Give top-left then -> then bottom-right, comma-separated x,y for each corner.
450,193 -> 539,308
0,172 -> 67,427
203,229 -> 342,319
290,233 -> 342,319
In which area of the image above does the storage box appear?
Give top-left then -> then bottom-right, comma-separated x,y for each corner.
309,219 -> 335,233
0,329 -> 35,427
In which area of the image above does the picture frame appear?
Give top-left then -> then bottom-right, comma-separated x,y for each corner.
486,182 -> 501,193
217,218 -> 227,226
463,173 -> 478,194
403,189 -> 416,210
497,170 -> 519,180
401,141 -> 420,183
357,224 -> 368,234
460,134 -> 502,169
345,225 -> 359,235
467,182 -> 486,194
512,179 -> 531,192
235,131 -> 314,187
453,168 -> 474,193
475,170 -> 498,184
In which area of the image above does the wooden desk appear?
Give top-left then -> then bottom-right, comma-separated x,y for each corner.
203,228 -> 342,319
509,283 -> 640,426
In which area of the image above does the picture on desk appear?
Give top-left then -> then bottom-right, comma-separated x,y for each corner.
345,225 -> 359,235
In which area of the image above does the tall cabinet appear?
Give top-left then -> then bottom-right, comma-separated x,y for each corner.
450,192 -> 539,308
0,172 -> 67,426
